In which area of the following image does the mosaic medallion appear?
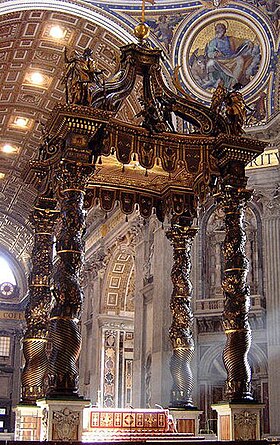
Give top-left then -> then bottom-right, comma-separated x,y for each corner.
176,7 -> 272,101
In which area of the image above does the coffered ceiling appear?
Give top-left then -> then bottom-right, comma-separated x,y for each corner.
0,7 -> 139,280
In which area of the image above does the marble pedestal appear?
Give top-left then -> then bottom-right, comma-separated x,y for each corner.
14,404 -> 42,441
212,402 -> 265,440
37,398 -> 89,441
169,408 -> 202,435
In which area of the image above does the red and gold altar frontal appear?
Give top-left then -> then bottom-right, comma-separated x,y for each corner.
80,408 -> 182,442
88,408 -> 168,432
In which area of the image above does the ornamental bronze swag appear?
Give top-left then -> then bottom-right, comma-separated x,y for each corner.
23,21 -> 266,409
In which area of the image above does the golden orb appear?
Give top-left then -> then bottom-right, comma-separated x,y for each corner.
134,22 -> 150,40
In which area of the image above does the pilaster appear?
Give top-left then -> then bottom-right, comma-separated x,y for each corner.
262,187 -> 280,435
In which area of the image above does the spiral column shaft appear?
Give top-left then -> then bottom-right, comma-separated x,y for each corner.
47,161 -> 91,397
21,196 -> 58,404
166,219 -> 198,408
219,186 -> 253,401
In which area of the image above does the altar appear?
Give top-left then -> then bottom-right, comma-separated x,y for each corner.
82,407 -> 198,442
87,408 -> 168,431
83,408 -> 170,441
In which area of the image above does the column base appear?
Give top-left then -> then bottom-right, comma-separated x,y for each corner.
212,401 -> 265,440
169,407 -> 202,435
37,398 -> 89,441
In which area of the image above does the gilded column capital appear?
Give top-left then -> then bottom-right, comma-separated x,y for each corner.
84,248 -> 109,281
259,184 -> 280,218
54,158 -> 94,194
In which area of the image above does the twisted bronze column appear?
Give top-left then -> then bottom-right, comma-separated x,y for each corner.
22,196 -> 58,404
47,160 -> 92,397
219,185 -> 253,401
166,216 -> 198,408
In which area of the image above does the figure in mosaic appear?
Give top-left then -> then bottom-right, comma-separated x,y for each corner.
266,0 -> 280,27
246,91 -> 267,123
190,22 -> 261,90
147,13 -> 182,52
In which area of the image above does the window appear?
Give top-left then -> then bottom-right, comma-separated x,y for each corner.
0,257 -> 16,285
0,337 -> 10,357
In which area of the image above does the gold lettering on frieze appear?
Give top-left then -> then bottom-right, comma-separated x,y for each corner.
246,149 -> 279,169
0,310 -> 24,320
86,211 -> 125,249
101,224 -> 108,237
109,211 -> 126,229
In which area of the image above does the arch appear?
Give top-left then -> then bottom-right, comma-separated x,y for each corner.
101,243 -> 135,315
250,342 -> 268,376
0,247 -> 28,299
199,341 -> 268,380
198,343 -> 225,380
0,256 -> 16,285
